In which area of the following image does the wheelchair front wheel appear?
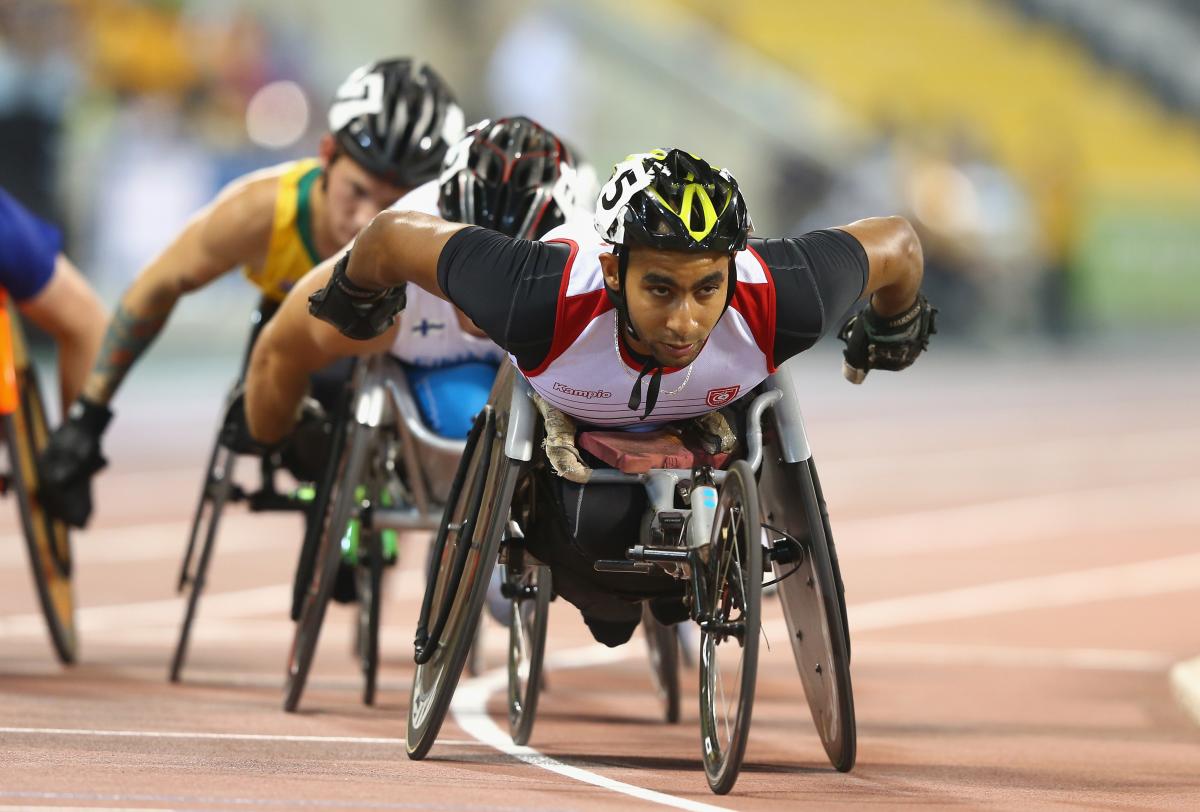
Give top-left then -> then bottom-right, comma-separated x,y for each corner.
357,527 -> 384,706
641,603 -> 681,724
4,365 -> 77,664
698,459 -> 762,795
506,554 -> 551,745
169,438 -> 236,682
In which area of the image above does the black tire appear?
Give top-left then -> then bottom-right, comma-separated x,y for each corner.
641,603 -> 681,724
169,441 -> 236,682
4,364 -> 77,664
759,454 -> 855,773
407,405 -> 517,760
357,526 -> 384,706
507,558 -> 551,745
698,459 -> 762,795
283,416 -> 371,713
175,435 -> 224,594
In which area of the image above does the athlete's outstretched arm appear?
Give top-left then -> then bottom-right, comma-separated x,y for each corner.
341,210 -> 467,298
245,252 -> 397,445
18,254 -> 107,407
81,177 -> 276,405
836,216 -> 924,316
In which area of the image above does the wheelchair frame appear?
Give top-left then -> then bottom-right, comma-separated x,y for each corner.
405,359 -> 856,795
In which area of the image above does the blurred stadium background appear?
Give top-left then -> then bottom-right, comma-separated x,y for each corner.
3,0 -> 1199,363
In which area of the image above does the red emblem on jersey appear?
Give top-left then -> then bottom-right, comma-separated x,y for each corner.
706,385 -> 740,407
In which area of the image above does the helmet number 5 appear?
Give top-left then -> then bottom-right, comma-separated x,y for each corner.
600,168 -> 638,211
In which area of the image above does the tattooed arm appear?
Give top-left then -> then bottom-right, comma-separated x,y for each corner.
82,175 -> 278,404
35,173 -> 279,528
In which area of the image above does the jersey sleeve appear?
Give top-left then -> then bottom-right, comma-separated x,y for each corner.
0,187 -> 62,302
753,229 -> 868,367
436,226 -> 572,370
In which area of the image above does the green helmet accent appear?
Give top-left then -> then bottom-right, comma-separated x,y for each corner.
594,148 -> 751,253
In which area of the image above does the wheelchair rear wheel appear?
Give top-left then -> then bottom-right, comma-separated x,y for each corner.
408,405 -> 518,759
698,459 -> 762,795
759,454 -> 855,773
3,364 -> 77,664
506,551 -> 551,746
641,603 -> 681,724
283,417 -> 371,712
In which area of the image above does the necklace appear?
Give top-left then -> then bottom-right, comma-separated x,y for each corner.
613,318 -> 694,396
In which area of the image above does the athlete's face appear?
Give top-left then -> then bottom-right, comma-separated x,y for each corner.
320,136 -> 411,246
601,246 -> 730,368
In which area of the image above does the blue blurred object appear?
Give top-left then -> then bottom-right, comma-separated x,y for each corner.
404,360 -> 499,439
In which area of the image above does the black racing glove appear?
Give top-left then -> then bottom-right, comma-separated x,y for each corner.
218,388 -> 273,456
278,398 -> 333,483
838,293 -> 937,384
218,387 -> 327,472
37,397 -> 112,528
308,250 -> 407,341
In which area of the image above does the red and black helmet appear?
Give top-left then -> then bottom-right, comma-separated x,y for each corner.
438,116 -> 578,239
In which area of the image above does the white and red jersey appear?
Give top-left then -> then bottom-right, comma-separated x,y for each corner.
519,222 -> 777,427
386,181 -> 504,368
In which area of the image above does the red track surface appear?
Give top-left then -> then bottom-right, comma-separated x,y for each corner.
2,352 -> 1199,810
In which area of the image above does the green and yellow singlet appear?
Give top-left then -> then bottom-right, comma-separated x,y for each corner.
243,158 -> 323,302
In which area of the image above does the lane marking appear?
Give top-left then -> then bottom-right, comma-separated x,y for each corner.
848,642 -> 1174,672
0,726 -> 477,747
0,565 -> 424,638
848,550 -> 1200,631
0,790 -> 528,810
1169,656 -> 1200,726
835,477 -> 1200,558
450,552 -> 1200,806
452,644 -> 732,812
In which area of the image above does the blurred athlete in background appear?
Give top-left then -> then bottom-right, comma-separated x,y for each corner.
0,186 -> 107,407
37,59 -> 464,527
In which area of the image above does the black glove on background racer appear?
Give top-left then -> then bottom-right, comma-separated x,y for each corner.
37,397 -> 112,528
838,293 -> 937,383
221,387 -> 330,482
308,250 -> 407,340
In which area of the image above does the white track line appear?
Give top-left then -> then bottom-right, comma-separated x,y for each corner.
452,644 -> 732,812
451,551 -> 1200,807
1170,656 -> 1200,726
849,642 -> 1174,672
834,477 -> 1200,558
0,726 -> 476,747
848,550 -> 1200,632
0,565 -> 426,639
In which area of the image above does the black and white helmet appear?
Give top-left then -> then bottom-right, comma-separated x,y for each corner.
437,116 -> 578,239
328,58 -> 465,188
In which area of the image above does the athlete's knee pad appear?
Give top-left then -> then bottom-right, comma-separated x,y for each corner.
404,361 -> 498,439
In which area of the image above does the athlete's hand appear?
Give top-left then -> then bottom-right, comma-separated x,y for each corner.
308,250 -> 407,341
279,398 -> 331,483
838,293 -> 937,384
219,388 -> 275,456
37,398 -> 112,528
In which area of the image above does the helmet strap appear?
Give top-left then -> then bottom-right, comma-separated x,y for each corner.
604,246 -> 642,342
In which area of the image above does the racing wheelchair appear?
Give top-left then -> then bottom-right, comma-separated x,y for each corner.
281,351 -> 476,711
170,299 -> 354,683
405,361 -> 855,795
0,292 -> 77,663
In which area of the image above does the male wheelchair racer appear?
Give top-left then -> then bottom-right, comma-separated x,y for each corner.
172,298 -> 487,708
406,359 -> 854,795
